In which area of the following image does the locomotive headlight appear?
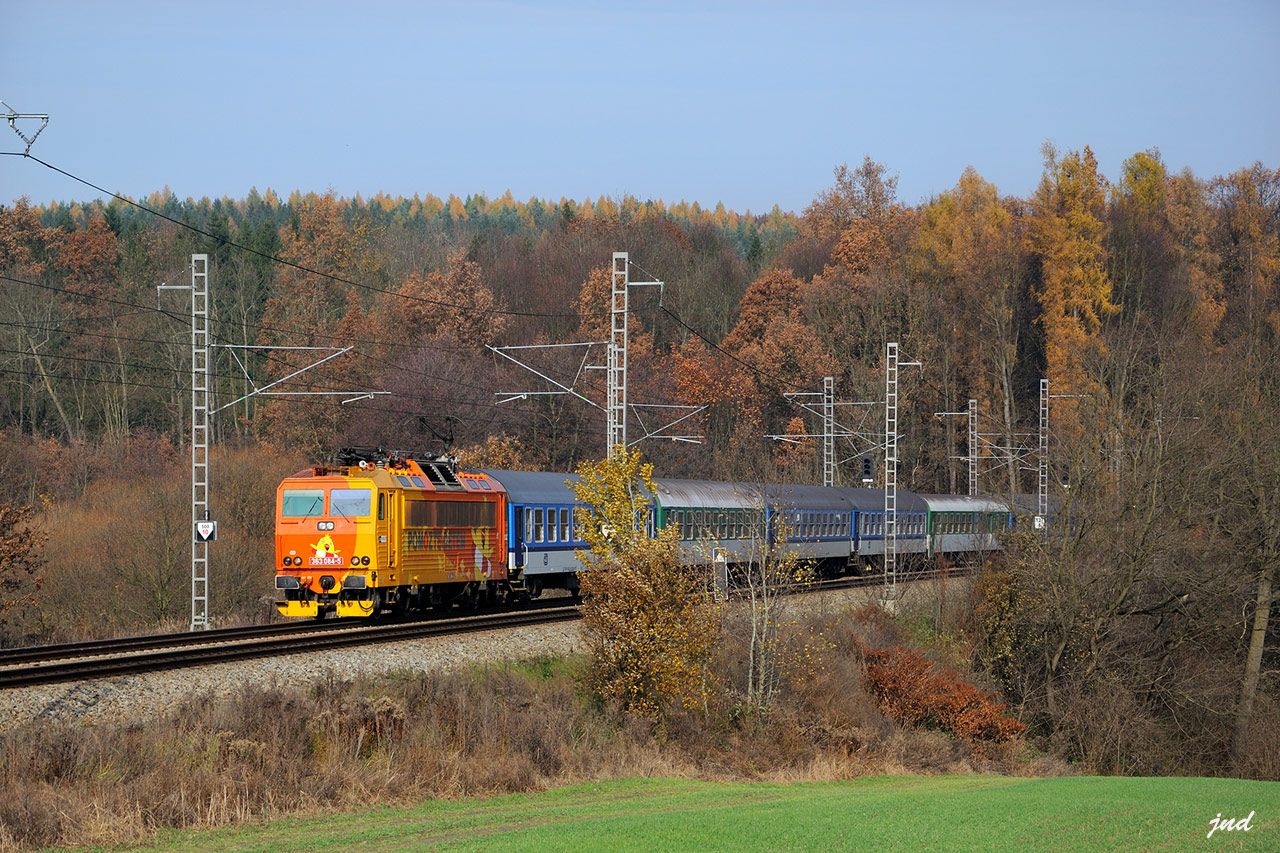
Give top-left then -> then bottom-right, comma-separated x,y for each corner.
350,556 -> 359,565
360,556 -> 370,566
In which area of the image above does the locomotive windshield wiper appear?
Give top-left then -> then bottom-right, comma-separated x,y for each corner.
300,496 -> 323,518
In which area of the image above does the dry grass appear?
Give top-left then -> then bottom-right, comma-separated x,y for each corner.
0,608 -> 1052,850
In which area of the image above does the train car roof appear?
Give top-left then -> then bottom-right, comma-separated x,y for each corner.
832,487 -> 928,512
917,494 -> 1011,513
479,469 -> 581,505
652,478 -> 764,509
654,479 -> 859,511
767,483 -> 858,511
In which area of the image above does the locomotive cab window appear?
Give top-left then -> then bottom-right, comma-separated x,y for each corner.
330,488 -> 372,519
282,489 -> 324,518
377,492 -> 385,521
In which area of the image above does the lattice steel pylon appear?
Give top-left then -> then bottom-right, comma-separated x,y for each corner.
495,252 -> 697,451
159,255 -> 211,630
968,398 -> 979,497
1038,378 -> 1049,528
608,253 -> 629,454
190,256 -> 210,629
882,342 -> 920,601
161,256 -> 212,630
822,376 -> 835,487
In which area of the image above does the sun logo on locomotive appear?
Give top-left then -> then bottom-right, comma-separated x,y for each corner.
308,534 -> 344,567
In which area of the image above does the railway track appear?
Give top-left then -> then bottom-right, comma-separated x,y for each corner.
0,564 -> 976,690
0,605 -> 583,690
0,595 -> 578,668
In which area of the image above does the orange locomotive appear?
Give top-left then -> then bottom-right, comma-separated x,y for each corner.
274,447 -> 506,618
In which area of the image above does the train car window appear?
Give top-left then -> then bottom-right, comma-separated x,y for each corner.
547,508 -> 558,543
560,508 -> 570,542
282,489 -> 324,518
377,492 -> 385,521
524,507 -> 533,543
534,508 -> 544,542
330,488 -> 372,519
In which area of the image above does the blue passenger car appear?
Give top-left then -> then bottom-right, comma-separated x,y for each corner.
838,487 -> 929,566
481,469 -> 586,596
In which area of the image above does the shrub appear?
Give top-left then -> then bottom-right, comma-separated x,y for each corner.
856,640 -> 1026,757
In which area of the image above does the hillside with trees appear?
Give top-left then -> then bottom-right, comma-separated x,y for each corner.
0,147 -> 1277,781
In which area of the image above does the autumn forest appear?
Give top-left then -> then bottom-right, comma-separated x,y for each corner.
0,146 -> 1278,778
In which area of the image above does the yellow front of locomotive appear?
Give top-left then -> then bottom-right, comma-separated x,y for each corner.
274,468 -> 382,618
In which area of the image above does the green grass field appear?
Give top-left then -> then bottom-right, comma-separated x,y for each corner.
135,774 -> 1278,851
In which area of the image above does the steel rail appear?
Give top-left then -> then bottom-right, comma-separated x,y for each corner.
0,597 -> 577,667
0,606 -> 582,690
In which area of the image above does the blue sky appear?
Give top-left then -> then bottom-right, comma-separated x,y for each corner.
3,0 -> 1277,212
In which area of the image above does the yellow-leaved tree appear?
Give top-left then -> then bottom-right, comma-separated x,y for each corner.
1027,144 -> 1119,430
571,448 -> 721,720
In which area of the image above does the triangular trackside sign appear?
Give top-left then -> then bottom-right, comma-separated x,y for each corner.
195,521 -> 218,542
